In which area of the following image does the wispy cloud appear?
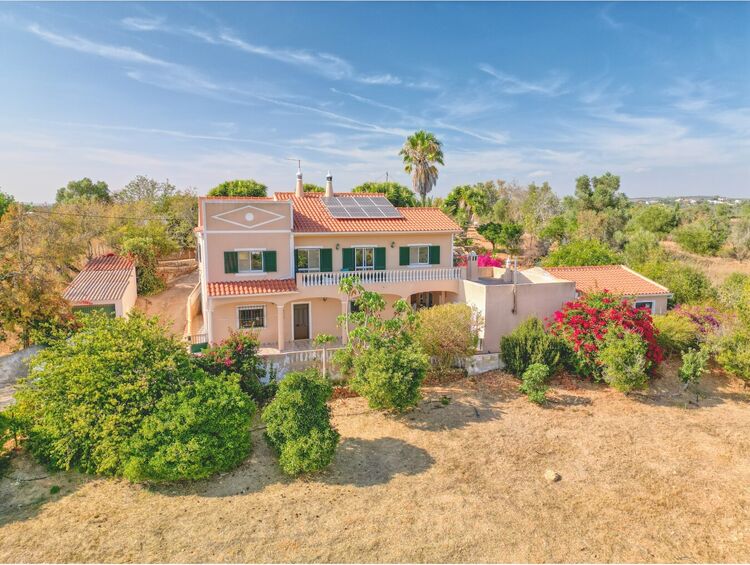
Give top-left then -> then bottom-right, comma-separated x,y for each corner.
330,88 -> 404,114
478,64 -> 567,96
528,170 -> 551,178
598,4 -> 624,30
357,74 -> 402,86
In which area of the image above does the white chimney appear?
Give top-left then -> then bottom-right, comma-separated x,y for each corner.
325,170 -> 334,197
295,168 -> 304,197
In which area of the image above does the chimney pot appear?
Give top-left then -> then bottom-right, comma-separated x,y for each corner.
295,168 -> 304,197
324,170 -> 334,197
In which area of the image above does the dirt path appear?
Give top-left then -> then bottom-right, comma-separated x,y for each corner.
1,367 -> 748,563
135,271 -> 199,337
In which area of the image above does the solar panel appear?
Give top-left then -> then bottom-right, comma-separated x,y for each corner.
322,196 -> 403,219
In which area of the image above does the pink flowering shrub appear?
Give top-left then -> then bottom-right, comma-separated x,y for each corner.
548,290 -> 663,379
195,330 -> 276,403
477,253 -> 504,268
672,304 -> 723,336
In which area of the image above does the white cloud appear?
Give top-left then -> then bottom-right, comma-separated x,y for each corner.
478,64 -> 567,96
528,170 -> 551,178
356,74 -> 402,86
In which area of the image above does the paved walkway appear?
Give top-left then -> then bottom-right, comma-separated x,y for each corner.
0,346 -> 41,408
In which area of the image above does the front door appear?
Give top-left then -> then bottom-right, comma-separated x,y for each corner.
293,303 -> 310,340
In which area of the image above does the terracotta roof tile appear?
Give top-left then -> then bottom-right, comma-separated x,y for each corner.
64,254 -> 135,303
542,265 -> 671,296
208,278 -> 298,297
274,192 -> 461,233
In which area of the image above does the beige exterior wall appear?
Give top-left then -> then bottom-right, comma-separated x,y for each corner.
629,294 -> 669,315
204,231 -> 294,280
461,278 -> 577,353
120,267 -> 138,316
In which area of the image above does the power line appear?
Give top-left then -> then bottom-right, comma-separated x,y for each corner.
19,205 -> 170,222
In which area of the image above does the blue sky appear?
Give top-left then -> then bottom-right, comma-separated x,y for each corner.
1,2 -> 749,202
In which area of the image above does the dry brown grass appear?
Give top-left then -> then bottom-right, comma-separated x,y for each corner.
1,366 -> 749,563
662,240 -> 750,284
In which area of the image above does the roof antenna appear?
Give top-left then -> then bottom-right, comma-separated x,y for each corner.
287,158 -> 304,197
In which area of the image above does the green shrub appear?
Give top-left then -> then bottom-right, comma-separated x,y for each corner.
654,313 -> 700,356
415,303 -> 482,373
207,179 -> 267,197
500,317 -> 564,377
519,363 -> 550,404
674,219 -> 729,256
350,347 -> 428,412
262,370 -> 339,475
195,331 -> 275,404
637,259 -> 716,305
123,373 -> 254,483
597,331 -> 649,393
541,239 -> 621,267
715,327 -> 750,385
623,229 -> 660,267
718,273 -> 750,311
679,347 -> 710,390
14,313 -> 252,482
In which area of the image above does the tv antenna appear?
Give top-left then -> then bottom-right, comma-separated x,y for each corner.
286,158 -> 302,171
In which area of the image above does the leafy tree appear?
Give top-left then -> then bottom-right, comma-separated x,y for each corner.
442,184 -> 490,227
0,190 -> 14,219
598,330 -> 649,393
124,373 -> 254,482
718,273 -> 750,310
156,190 -> 199,249
303,183 -> 325,193
674,217 -> 730,256
729,216 -> 750,261
262,369 -> 339,475
0,205 -> 75,347
519,182 -> 561,248
115,176 -> 176,203
569,173 -> 630,246
352,181 -> 417,207
111,221 -> 177,295
335,276 -> 429,411
627,204 -> 679,237
519,363 -> 550,404
15,313 -> 253,481
399,130 -> 444,205
539,215 -> 570,246
541,239 -> 621,267
207,179 -> 267,197
477,222 -> 524,254
414,303 -> 482,373
56,177 -> 111,203
623,229 -> 660,267
500,317 -> 564,377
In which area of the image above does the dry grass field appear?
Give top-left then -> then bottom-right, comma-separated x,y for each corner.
1,366 -> 749,563
662,240 -> 750,284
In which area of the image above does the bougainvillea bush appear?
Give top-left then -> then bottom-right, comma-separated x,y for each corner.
477,253 -> 504,268
548,291 -> 663,380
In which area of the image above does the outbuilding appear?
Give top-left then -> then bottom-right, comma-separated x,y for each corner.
63,254 -> 137,317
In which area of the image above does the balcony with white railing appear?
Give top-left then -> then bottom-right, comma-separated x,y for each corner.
297,266 -> 466,287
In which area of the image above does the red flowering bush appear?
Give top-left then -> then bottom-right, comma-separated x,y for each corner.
195,331 -> 276,404
548,291 -> 663,379
477,253 -> 504,268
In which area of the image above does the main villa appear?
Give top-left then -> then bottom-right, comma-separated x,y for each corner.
189,171 -> 671,359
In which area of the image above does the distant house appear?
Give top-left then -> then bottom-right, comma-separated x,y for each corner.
64,254 -> 137,317
540,264 -> 672,314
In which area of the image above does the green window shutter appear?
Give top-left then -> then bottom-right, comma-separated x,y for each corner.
224,251 -> 239,274
262,251 -> 277,272
429,245 -> 440,265
342,248 -> 355,271
294,249 -> 299,273
374,247 -> 386,270
399,246 -> 410,266
320,248 -> 333,272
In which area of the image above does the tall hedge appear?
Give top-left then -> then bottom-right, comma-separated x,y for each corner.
500,317 -> 564,377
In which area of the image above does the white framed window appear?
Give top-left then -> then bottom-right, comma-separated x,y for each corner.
410,245 -> 430,266
297,248 -> 321,271
355,247 -> 375,270
238,250 -> 263,273
238,305 -> 266,328
635,300 -> 655,313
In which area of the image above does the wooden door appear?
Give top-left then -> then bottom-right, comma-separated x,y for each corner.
293,303 -> 310,340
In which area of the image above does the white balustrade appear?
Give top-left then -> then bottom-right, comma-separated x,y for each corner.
298,267 -> 465,287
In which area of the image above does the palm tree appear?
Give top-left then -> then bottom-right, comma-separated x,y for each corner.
442,184 -> 490,227
399,131 -> 444,205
